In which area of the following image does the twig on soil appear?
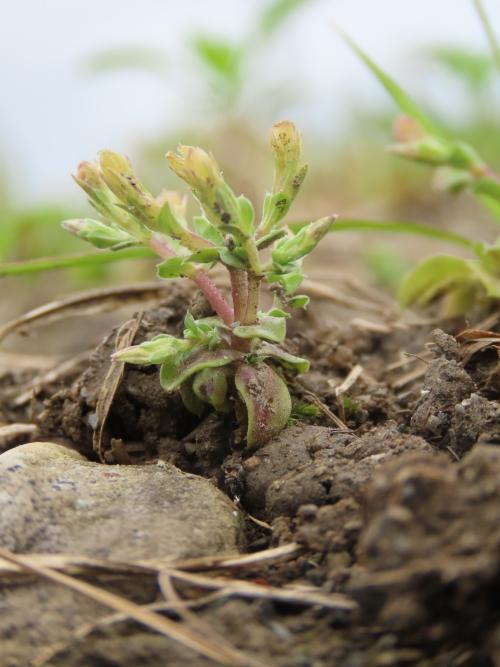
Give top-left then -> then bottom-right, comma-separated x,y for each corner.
0,546 -> 262,667
293,379 -> 351,431
163,568 -> 358,613
12,351 -> 90,407
402,351 -> 431,365
0,283 -> 184,342
0,544 -> 302,579
329,364 -> 364,398
32,592 -> 226,667
0,351 -> 58,371
233,499 -> 272,530
158,571 -> 247,663
0,553 -> 157,578
165,542 -> 302,572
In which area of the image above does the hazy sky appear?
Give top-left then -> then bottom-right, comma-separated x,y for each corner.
0,0 -> 498,202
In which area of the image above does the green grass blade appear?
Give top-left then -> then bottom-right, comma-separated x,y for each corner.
289,218 -> 477,250
0,248 -> 154,278
473,0 -> 500,72
259,0 -> 310,36
337,28 -> 445,138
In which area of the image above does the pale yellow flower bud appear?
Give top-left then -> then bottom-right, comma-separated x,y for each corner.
269,120 -> 302,170
166,146 -> 223,196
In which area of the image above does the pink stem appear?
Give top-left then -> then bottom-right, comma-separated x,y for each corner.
150,234 -> 234,326
192,269 -> 234,325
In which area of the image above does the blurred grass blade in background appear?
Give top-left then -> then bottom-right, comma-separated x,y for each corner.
336,27 -> 445,138
290,217 -> 479,250
473,0 -> 500,72
83,47 -> 168,76
0,248 -> 153,278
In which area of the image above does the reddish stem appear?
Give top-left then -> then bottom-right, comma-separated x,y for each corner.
150,233 -> 234,326
192,269 -> 234,325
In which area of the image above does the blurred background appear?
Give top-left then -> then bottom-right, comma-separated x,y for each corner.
0,0 -> 499,323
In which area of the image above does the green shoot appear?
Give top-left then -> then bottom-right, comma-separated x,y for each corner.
62,121 -> 333,448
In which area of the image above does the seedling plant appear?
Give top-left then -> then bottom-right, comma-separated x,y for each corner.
62,122 -> 333,448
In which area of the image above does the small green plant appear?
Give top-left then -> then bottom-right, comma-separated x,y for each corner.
339,20 -> 500,316
62,121 -> 333,448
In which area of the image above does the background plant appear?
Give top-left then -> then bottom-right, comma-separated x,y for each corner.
335,4 -> 500,316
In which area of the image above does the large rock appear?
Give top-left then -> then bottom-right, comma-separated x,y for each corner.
0,442 -> 244,667
0,441 -> 243,559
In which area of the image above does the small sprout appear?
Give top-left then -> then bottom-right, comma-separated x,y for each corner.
291,402 -> 321,419
64,121 -> 334,448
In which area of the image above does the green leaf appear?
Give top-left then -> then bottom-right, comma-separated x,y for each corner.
268,270 -> 304,294
272,217 -> 332,264
192,367 -> 230,411
235,361 -> 291,449
398,255 -> 476,307
468,259 -> 500,297
256,228 -> 287,250
233,314 -> 287,343
114,334 -> 191,365
238,195 -> 255,234
192,36 -> 241,83
179,381 -> 206,417
477,239 -> 500,276
158,202 -> 184,237
254,341 -> 310,374
259,0 -> 310,36
218,246 -> 247,269
156,256 -> 192,279
261,191 -> 291,230
267,307 -> 291,319
288,294 -> 310,309
61,218 -> 135,250
188,248 -> 220,264
338,29 -> 444,138
183,313 -> 222,348
160,348 -> 243,392
192,216 -> 224,245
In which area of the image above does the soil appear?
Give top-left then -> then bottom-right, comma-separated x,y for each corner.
1,282 -> 500,667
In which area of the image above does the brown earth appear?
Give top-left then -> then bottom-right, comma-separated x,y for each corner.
1,283 -> 499,667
